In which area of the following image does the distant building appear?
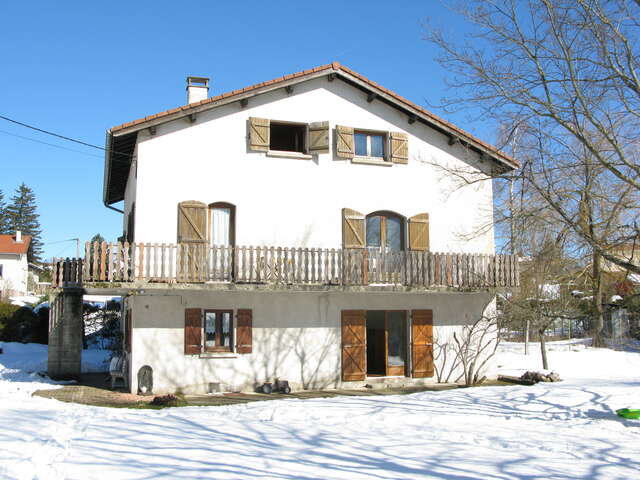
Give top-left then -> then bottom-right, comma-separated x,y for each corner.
0,231 -> 31,297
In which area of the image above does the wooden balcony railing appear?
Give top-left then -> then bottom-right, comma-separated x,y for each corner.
51,241 -> 519,289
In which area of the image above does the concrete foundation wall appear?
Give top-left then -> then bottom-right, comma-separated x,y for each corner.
127,290 -> 496,394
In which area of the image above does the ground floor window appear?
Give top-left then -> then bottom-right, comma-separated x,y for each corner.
204,310 -> 233,352
366,310 -> 407,377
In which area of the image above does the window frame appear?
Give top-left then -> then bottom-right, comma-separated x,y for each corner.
203,309 -> 234,353
354,129 -> 388,162
268,119 -> 309,155
366,211 -> 406,251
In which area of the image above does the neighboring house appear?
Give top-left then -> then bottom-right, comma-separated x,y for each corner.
52,62 -> 519,393
0,232 -> 31,298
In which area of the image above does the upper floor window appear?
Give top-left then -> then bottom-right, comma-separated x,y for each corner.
248,117 -> 330,155
270,122 -> 307,154
355,132 -> 386,159
366,212 -> 404,250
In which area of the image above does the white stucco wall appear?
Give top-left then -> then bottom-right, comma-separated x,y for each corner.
0,253 -> 28,296
126,290 -> 496,394
123,77 -> 495,254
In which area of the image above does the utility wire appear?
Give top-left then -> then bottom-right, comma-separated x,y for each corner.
0,129 -> 103,158
0,113 -> 133,161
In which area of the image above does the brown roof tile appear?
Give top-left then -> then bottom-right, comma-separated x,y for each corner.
0,234 -> 31,255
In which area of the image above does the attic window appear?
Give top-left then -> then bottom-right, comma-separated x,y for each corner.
269,122 -> 307,154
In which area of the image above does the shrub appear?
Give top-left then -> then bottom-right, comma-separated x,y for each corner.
0,302 -> 20,340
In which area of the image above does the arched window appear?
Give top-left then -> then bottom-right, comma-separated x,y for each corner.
209,202 -> 236,247
366,211 -> 405,251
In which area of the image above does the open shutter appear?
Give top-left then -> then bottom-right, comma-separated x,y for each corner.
341,310 -> 366,381
248,117 -> 270,151
390,132 -> 408,164
177,201 -> 207,281
411,310 -> 434,378
342,208 -> 366,249
336,125 -> 354,159
125,309 -> 132,353
236,309 -> 253,354
308,121 -> 330,154
408,213 -> 430,251
184,308 -> 202,355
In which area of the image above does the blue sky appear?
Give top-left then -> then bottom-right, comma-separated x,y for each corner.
0,1 -> 489,260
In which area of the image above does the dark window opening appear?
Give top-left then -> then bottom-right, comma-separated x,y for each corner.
270,123 -> 307,153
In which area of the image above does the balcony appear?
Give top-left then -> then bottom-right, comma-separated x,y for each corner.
51,241 -> 519,291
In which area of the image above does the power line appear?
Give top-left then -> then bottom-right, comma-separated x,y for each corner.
0,129 -> 103,158
0,114 -> 105,151
0,113 -> 133,161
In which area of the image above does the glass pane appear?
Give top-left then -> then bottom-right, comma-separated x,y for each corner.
205,312 -> 217,347
211,207 -> 231,246
366,216 -> 381,247
370,135 -> 384,158
355,133 -> 368,156
385,216 -> 402,250
387,312 -> 405,367
221,312 -> 231,347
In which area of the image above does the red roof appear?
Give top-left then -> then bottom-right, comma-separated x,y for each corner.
108,62 -> 517,168
0,234 -> 31,254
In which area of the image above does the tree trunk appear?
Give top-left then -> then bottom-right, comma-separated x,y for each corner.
539,328 -> 549,370
591,250 -> 605,347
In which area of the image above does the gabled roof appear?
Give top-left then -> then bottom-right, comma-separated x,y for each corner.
0,234 -> 31,255
104,62 -> 518,206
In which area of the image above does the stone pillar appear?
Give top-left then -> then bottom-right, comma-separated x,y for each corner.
48,288 -> 84,380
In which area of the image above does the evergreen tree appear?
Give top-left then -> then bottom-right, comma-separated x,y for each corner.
0,189 -> 8,234
6,183 -> 43,263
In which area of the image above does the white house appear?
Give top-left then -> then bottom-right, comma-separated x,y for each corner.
53,62 -> 518,393
0,232 -> 31,298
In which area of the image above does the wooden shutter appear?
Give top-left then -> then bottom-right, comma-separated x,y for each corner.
177,201 -> 207,244
390,132 -> 408,164
336,125 -> 354,159
341,310 -> 366,381
411,310 -> 434,378
236,309 -> 253,354
308,121 -> 330,153
342,208 -> 365,249
408,213 -> 430,251
184,308 -> 202,355
248,117 -> 270,151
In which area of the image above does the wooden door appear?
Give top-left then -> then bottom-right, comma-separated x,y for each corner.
411,309 -> 434,378
341,310 -> 366,381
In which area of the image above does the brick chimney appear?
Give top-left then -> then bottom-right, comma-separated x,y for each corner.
186,76 -> 209,104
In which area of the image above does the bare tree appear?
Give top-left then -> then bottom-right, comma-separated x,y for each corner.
452,315 -> 500,386
426,0 -> 640,275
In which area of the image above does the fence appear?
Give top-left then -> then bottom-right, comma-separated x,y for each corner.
52,241 -> 519,289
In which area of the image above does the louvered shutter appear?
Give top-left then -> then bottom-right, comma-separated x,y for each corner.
342,208 -> 365,249
411,310 -> 434,378
308,121 -> 330,153
184,308 -> 202,355
408,213 -> 430,251
248,117 -> 270,151
341,310 -> 366,381
390,132 -> 408,164
336,125 -> 354,158
236,309 -> 253,354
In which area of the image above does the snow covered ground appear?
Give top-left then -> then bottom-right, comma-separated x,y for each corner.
1,341 -> 639,480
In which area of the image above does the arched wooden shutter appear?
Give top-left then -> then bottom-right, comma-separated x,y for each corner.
248,117 -> 270,151
408,213 -> 430,251
411,309 -> 434,378
342,208 -> 365,249
390,132 -> 408,164
184,308 -> 202,355
341,310 -> 366,381
336,125 -> 354,159
177,201 -> 207,281
309,121 -> 330,153
236,309 -> 253,354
